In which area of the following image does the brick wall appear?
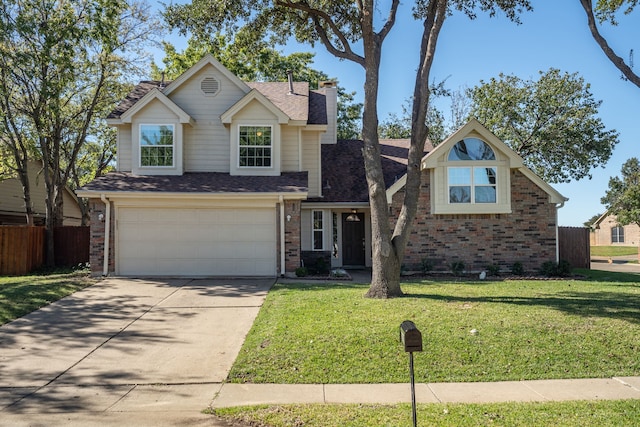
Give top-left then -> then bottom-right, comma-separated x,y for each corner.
283,200 -> 301,275
88,198 -> 115,276
393,170 -> 558,274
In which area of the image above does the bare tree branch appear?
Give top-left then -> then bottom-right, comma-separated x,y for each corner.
580,0 -> 640,88
276,0 -> 364,65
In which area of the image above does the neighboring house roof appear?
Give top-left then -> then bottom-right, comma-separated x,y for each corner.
310,139 -> 432,203
77,171 -> 309,197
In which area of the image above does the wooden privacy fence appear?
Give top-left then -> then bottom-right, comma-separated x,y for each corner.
54,226 -> 90,267
558,226 -> 591,269
0,226 -> 46,275
0,225 -> 89,275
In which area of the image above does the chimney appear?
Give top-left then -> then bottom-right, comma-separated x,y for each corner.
319,81 -> 338,144
287,70 -> 294,95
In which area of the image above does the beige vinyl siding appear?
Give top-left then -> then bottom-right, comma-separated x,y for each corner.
281,127 -> 300,171
116,124 -> 132,172
169,64 -> 248,172
62,191 -> 82,225
0,161 -> 81,225
301,131 -> 321,197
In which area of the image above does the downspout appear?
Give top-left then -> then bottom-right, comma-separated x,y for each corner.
100,194 -> 111,276
279,195 -> 286,277
555,202 -> 565,263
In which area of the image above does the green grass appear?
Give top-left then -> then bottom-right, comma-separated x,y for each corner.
591,245 -> 638,257
228,269 -> 640,384
0,270 -> 94,325
214,400 -> 640,427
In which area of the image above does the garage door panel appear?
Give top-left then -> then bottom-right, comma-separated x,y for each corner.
117,207 -> 276,276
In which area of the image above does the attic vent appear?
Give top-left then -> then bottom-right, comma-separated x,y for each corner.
200,77 -> 220,96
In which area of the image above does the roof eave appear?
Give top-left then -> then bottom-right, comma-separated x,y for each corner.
76,190 -> 309,200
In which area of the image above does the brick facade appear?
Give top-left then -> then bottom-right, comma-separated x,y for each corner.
283,200 -> 302,275
393,169 -> 558,274
88,198 -> 115,276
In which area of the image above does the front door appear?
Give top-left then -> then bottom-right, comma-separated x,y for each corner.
342,213 -> 365,266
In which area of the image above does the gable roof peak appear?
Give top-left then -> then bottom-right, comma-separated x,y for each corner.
162,53 -> 251,96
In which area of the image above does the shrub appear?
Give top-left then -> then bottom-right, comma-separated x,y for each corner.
420,258 -> 434,274
511,262 -> 524,276
450,261 -> 465,276
315,257 -> 329,275
486,264 -> 500,276
539,260 -> 572,277
295,267 -> 308,277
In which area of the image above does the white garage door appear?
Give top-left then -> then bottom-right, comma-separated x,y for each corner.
117,207 -> 276,276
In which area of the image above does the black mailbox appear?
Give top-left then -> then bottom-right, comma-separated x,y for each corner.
399,320 -> 423,352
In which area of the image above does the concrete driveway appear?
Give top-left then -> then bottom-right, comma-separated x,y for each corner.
0,277 -> 273,426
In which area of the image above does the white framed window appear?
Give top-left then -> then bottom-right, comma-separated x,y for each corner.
448,166 -> 497,204
239,125 -> 272,167
611,226 -> 625,243
447,138 -> 497,205
140,124 -> 174,167
313,210 -> 324,250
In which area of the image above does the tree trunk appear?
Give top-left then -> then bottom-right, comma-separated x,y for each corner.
365,0 -> 448,298
16,162 -> 35,226
360,7 -> 403,298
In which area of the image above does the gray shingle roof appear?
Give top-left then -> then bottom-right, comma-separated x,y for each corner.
80,172 -> 308,194
108,80 -> 327,125
246,82 -> 310,122
309,139 -> 432,203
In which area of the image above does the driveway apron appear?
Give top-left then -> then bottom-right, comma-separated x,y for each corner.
0,277 -> 272,424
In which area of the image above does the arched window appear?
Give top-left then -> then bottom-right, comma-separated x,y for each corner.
448,138 -> 496,161
447,138 -> 497,204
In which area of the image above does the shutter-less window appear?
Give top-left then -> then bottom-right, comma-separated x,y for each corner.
201,77 -> 220,96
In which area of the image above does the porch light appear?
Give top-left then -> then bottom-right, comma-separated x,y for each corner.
346,209 -> 360,222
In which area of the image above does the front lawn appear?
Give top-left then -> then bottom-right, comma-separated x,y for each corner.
215,400 -> 640,427
0,269 -> 94,325
591,245 -> 638,257
228,269 -> 640,384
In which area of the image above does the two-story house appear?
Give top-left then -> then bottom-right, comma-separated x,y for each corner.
78,54 -> 567,277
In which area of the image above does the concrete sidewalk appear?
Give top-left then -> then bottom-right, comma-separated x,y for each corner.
211,376 -> 640,408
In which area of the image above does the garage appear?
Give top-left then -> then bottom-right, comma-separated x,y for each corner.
117,206 -> 277,276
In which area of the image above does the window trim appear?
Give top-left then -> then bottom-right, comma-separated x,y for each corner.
312,210 -> 325,251
139,124 -> 175,168
237,125 -> 273,169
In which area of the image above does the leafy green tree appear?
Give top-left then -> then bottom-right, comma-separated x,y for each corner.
579,0 -> 639,88
469,68 -> 619,183
378,98 -> 446,144
151,36 -> 362,139
584,213 -> 603,229
601,157 -> 640,227
165,0 -> 532,298
0,0 -> 157,264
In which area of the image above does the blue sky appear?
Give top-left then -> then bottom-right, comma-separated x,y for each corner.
155,1 -> 639,227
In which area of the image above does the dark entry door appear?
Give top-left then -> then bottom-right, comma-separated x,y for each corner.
342,213 -> 365,266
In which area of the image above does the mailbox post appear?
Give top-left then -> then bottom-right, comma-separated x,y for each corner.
400,320 -> 423,427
